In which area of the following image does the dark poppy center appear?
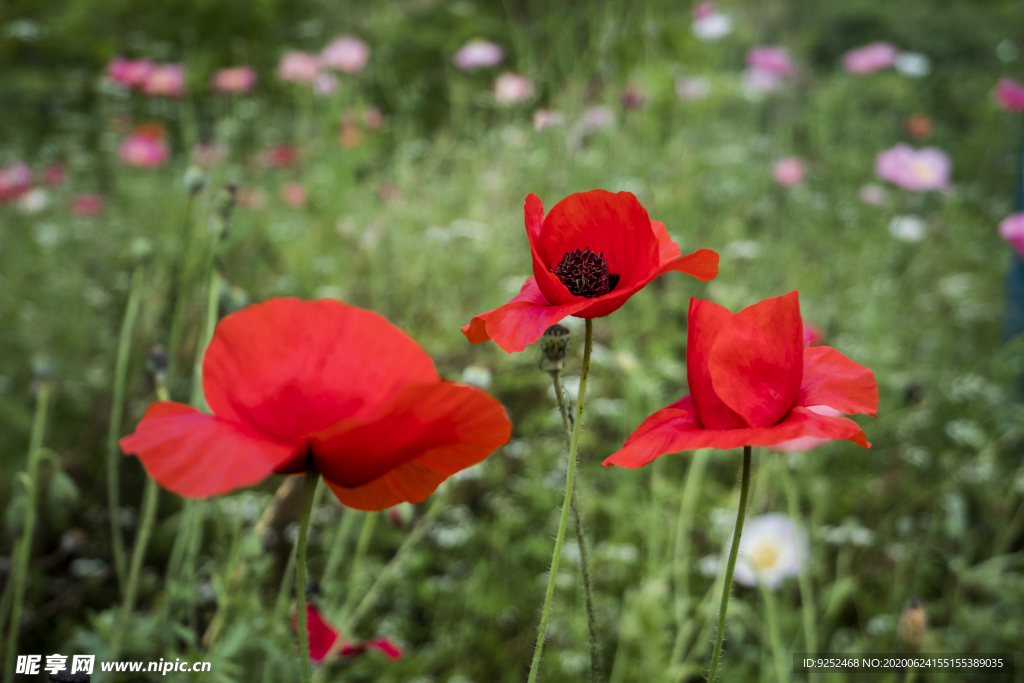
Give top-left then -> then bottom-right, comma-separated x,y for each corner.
552,247 -> 620,298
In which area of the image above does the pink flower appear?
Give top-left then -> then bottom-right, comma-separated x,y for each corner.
119,130 -> 169,168
321,35 -> 370,74
494,72 -> 534,105
454,39 -> 504,71
212,66 -> 257,93
363,106 -> 385,130
107,58 -> 154,88
143,64 -> 186,97
238,188 -> 268,211
532,109 -> 564,131
858,183 -> 887,206
278,52 -> 320,83
747,47 -> 793,78
106,57 -> 134,86
999,213 -> 1024,258
875,144 -> 951,192
772,157 -> 805,187
42,164 -> 66,187
281,182 -> 308,208
842,43 -> 898,75
0,162 -> 33,202
803,323 -> 824,346
692,2 -> 716,20
313,72 -> 338,96
996,77 -> 1024,112
581,105 -> 615,132
71,194 -> 104,217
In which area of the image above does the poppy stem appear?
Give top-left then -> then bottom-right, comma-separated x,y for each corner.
2,380 -> 50,683
110,475 -> 160,660
527,319 -> 593,683
107,263 -> 145,598
707,444 -> 752,683
296,473 -> 320,683
549,368 -> 601,683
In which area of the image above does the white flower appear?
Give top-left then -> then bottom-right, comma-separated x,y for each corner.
675,76 -> 711,101
731,513 -> 805,589
692,13 -> 733,41
460,364 -> 492,389
17,188 -> 48,214
889,214 -> 927,242
895,52 -> 931,78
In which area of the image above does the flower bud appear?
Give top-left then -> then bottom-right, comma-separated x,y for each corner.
48,470 -> 81,510
215,184 -> 238,220
184,165 -> 207,196
5,491 -> 27,537
147,344 -> 168,387
130,236 -> 155,265
897,597 -> 927,652
539,324 -> 571,370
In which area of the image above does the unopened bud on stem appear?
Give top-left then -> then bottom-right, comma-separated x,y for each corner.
897,597 -> 927,652
539,324 -> 571,371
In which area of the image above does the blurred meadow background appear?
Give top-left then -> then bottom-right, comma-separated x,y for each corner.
3,0 -> 1024,681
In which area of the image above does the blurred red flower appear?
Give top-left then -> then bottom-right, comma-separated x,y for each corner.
265,145 -> 297,168
603,292 -> 877,468
119,125 -> 169,168
294,604 -> 402,663
120,298 -> 511,510
463,190 -> 719,352
71,194 -> 104,217
42,164 -> 66,187
996,77 -> 1024,112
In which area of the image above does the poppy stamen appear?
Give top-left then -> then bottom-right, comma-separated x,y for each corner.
552,247 -> 619,298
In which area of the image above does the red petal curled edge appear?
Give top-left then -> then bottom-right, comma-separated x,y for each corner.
650,220 -> 719,282
461,277 -> 589,353
602,396 -> 868,468
203,297 -> 438,445
708,291 -> 803,428
313,381 -> 511,511
119,402 -> 294,498
796,346 -> 878,417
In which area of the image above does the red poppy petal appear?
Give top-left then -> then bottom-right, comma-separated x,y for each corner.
797,346 -> 879,417
709,291 -> 803,428
365,637 -> 403,660
203,298 -> 438,444
651,220 -> 682,264
536,190 -> 660,291
653,247 -> 720,283
294,604 -> 339,663
313,382 -> 511,511
525,193 -> 544,242
687,298 -> 747,429
461,278 -> 590,352
119,402 -> 294,497
603,400 -> 868,468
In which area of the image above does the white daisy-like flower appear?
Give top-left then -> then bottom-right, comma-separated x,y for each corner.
731,513 -> 806,589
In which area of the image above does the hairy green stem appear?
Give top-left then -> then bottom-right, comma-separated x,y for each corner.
110,476 -> 160,659
669,448 -> 711,668
106,264 -> 145,597
527,319 -> 593,683
707,445 -> 752,683
550,368 -> 600,682
3,382 -> 51,683
296,474 -> 319,683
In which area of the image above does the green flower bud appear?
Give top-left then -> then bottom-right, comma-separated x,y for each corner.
184,165 -> 208,196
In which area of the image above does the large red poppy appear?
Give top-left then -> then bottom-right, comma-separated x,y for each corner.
119,298 -> 511,510
462,190 -> 719,352
603,292 -> 877,468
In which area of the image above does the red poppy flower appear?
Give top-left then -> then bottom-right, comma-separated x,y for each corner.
294,604 -> 403,663
462,190 -> 719,352
603,292 -> 877,468
119,298 -> 511,511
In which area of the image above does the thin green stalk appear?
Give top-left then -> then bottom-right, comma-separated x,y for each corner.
3,382 -> 51,683
106,264 -> 145,597
707,445 -> 753,683
190,268 -> 220,411
296,474 -> 319,683
323,509 -> 359,587
527,319 -> 593,683
110,476 -> 160,659
760,584 -> 789,683
669,448 -> 711,668
275,542 -> 298,619
550,368 -> 600,683
166,194 -> 196,386
780,465 -> 818,678
341,512 -> 379,618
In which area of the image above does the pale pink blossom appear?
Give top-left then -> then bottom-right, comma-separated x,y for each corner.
0,162 -> 33,201
212,66 -> 257,93
281,182 -> 308,208
772,406 -> 843,453
772,157 -> 805,187
691,4 -> 732,41
119,132 -> 169,168
999,213 -> 1024,258
454,39 -> 504,71
875,144 -> 951,192
71,194 -> 104,217
363,106 -> 384,130
277,52 -> 321,83
238,187 -> 268,211
692,2 -> 716,20
143,64 -> 186,97
42,164 -> 66,187
532,109 -> 564,131
842,43 -> 898,75
803,323 -> 824,346
313,72 -> 338,96
675,76 -> 710,100
107,58 -> 154,88
321,35 -> 370,74
581,105 -> 615,132
996,77 -> 1024,112
858,183 -> 887,206
494,72 -> 534,105
747,46 -> 793,78
742,68 -> 784,94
